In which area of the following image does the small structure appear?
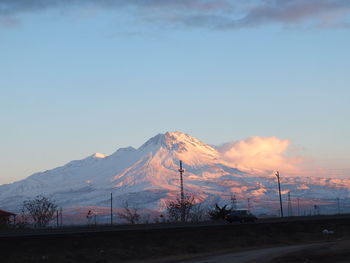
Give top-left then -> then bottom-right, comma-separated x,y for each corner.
0,209 -> 16,227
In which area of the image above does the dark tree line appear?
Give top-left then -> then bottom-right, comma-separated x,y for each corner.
15,194 -> 233,227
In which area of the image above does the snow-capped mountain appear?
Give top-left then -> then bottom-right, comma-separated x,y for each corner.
1,131 -> 350,216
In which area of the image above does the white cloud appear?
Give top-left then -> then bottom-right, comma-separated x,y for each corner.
218,136 -> 302,172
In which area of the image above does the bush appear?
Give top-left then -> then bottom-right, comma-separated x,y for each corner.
117,201 -> 140,224
166,195 -> 195,222
208,204 -> 231,220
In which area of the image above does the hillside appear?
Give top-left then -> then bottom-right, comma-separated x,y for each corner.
1,131 -> 349,217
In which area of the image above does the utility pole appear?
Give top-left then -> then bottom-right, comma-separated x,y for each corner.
60,207 -> 63,227
297,198 -> 300,217
337,197 -> 340,214
287,191 -> 293,217
110,192 -> 113,225
178,160 -> 185,222
314,204 -> 319,215
247,198 -> 251,211
275,171 -> 284,218
231,194 -> 237,210
56,210 -> 59,228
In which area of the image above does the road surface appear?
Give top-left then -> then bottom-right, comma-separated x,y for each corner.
178,242 -> 336,263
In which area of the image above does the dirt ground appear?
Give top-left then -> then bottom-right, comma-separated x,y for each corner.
270,239 -> 350,263
2,216 -> 350,262
141,239 -> 350,263
177,239 -> 350,263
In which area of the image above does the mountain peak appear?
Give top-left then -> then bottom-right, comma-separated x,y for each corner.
139,131 -> 194,150
164,131 -> 213,147
164,131 -> 191,141
91,153 -> 107,159
139,133 -> 165,150
138,131 -> 218,161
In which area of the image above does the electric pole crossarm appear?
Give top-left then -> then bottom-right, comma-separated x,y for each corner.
178,160 -> 185,202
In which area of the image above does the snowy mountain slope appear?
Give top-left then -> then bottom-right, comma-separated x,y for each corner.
1,131 -> 350,215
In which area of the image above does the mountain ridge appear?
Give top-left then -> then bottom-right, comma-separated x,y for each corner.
1,131 -> 350,217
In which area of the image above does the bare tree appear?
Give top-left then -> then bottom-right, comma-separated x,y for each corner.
86,210 -> 97,226
16,208 -> 31,229
141,214 -> 151,224
166,195 -> 195,222
189,203 -> 207,222
117,201 -> 140,224
23,195 -> 57,228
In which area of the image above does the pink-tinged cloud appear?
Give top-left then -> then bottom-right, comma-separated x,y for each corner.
0,16 -> 19,27
1,0 -> 350,29
219,136 -> 302,172
232,0 -> 350,28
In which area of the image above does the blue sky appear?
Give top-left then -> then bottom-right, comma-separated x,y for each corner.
1,0 -> 350,184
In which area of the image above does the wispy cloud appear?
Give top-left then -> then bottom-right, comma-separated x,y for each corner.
230,0 -> 350,28
0,16 -> 19,27
1,0 -> 350,29
0,0 -> 231,15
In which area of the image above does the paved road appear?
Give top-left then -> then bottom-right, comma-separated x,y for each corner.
179,243 -> 329,263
